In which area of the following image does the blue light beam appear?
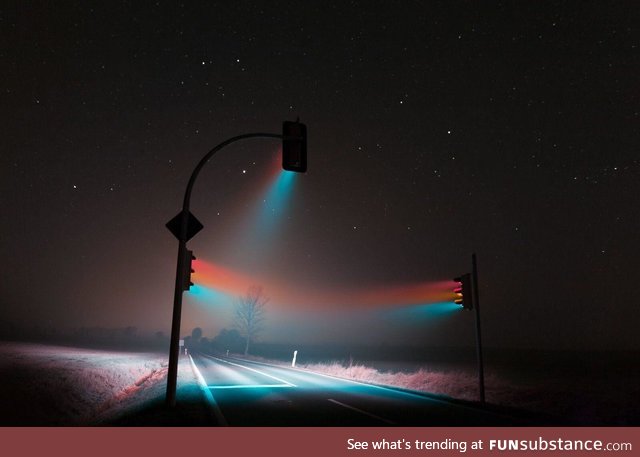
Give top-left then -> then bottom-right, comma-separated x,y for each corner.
378,302 -> 463,320
230,169 -> 297,268
254,169 -> 296,237
188,284 -> 232,305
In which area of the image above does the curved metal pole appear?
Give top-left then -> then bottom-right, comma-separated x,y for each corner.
166,132 -> 282,408
182,133 -> 282,212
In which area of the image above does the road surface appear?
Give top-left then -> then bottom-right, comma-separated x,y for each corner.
188,353 -> 520,426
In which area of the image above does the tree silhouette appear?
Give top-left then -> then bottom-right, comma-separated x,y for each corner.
233,285 -> 269,355
188,327 -> 203,351
212,328 -> 245,353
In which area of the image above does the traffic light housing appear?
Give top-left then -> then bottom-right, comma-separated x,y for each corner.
181,249 -> 195,291
282,120 -> 307,173
453,273 -> 473,310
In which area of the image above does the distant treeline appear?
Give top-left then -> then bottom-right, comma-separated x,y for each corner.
0,323 -> 170,352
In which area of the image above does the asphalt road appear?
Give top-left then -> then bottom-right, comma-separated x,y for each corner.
189,353 -> 520,426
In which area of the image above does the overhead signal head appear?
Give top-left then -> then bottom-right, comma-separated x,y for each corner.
282,120 -> 307,173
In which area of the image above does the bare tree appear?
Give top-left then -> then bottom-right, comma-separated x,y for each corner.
233,285 -> 269,355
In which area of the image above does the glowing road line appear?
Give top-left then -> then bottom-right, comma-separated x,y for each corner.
327,398 -> 396,425
189,354 -> 228,426
203,354 -> 297,387
207,384 -> 293,389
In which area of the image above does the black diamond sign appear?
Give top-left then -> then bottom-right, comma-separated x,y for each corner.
166,211 -> 204,242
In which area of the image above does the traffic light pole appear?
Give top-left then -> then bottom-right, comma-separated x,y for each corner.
166,235 -> 187,407
166,132 -> 282,408
471,253 -> 485,403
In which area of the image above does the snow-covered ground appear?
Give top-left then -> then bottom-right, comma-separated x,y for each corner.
0,342 -> 200,425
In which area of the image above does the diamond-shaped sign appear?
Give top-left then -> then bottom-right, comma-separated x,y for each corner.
166,211 -> 204,242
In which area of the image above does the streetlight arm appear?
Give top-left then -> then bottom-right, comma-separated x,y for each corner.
182,133 -> 282,211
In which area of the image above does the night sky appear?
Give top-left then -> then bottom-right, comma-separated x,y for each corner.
1,1 -> 638,351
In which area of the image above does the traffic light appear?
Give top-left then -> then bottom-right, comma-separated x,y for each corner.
453,273 -> 473,310
181,249 -> 196,291
282,120 -> 307,173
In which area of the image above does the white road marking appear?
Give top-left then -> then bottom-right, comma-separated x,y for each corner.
204,354 -> 297,387
273,361 -> 467,407
227,356 -> 419,395
327,398 -> 396,425
189,354 -> 228,426
208,384 -> 293,389
220,356 -> 496,418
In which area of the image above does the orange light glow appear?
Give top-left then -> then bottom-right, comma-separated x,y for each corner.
191,258 -> 458,312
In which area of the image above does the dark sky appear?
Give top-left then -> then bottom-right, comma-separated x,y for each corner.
1,1 -> 638,351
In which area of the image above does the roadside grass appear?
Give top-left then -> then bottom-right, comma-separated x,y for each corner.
0,342 -> 169,425
232,353 -> 639,425
300,361 -> 489,401
299,361 -> 640,425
